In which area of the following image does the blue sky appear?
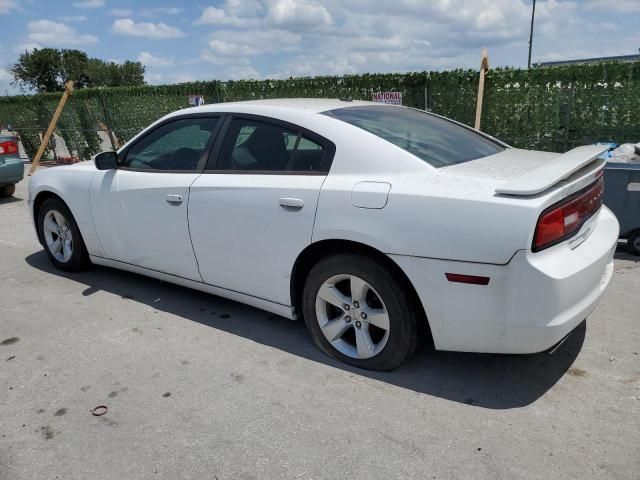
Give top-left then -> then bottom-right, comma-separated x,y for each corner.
0,0 -> 638,94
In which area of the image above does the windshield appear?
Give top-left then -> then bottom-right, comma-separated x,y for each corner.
323,105 -> 505,168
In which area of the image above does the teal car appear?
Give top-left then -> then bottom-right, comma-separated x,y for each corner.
0,133 -> 24,197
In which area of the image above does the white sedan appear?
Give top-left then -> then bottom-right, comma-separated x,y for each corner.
29,99 -> 619,370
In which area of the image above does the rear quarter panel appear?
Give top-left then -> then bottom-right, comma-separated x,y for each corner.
314,146 -> 541,265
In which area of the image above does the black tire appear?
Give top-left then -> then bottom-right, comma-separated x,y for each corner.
302,253 -> 421,371
628,230 -> 640,256
0,184 -> 15,197
37,197 -> 89,272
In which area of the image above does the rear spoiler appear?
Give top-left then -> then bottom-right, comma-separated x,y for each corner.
495,145 -> 609,196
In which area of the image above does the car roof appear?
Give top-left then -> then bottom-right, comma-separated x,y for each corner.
179,98 -> 385,116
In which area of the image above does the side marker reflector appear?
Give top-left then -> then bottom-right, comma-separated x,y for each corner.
445,273 -> 490,285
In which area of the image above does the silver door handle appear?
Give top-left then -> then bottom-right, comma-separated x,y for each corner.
165,194 -> 183,204
279,198 -> 304,209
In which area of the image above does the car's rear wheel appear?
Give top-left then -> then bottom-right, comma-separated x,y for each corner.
37,197 -> 89,271
0,184 -> 15,197
302,254 -> 420,371
628,230 -> 640,256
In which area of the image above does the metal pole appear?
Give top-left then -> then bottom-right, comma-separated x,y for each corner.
527,0 -> 536,69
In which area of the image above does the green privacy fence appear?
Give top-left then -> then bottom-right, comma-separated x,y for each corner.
0,82 -> 225,160
0,62 -> 638,161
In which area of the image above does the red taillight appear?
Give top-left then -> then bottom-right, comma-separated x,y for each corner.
533,175 -> 604,252
0,140 -> 18,155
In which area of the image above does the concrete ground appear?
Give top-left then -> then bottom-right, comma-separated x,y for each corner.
1,166 -> 639,480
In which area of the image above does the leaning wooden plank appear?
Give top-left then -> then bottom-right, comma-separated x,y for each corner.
474,48 -> 489,131
28,80 -> 75,176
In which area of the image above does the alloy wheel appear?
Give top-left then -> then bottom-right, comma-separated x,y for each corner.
315,274 -> 390,359
43,210 -> 74,263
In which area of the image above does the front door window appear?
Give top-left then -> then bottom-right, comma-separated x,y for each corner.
124,117 -> 220,171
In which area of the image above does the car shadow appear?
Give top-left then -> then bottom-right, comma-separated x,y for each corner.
0,195 -> 23,205
614,241 -> 639,262
26,251 -> 585,410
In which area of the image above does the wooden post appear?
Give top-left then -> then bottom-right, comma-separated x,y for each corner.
474,48 -> 490,131
28,80 -> 74,176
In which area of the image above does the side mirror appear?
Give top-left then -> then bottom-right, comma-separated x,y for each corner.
95,151 -> 118,170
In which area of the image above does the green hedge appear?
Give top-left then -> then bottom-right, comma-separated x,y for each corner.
0,62 -> 638,159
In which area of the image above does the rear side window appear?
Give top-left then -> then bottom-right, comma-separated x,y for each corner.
216,118 -> 327,173
323,105 -> 504,168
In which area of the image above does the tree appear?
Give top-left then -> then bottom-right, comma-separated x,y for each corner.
10,48 -> 146,93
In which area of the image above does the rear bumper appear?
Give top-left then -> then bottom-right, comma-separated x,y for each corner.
391,206 -> 619,354
0,157 -> 24,186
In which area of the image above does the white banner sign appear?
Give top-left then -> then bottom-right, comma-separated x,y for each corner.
372,91 -> 402,105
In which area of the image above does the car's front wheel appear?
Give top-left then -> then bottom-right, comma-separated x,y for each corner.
37,197 -> 89,271
302,254 -> 420,371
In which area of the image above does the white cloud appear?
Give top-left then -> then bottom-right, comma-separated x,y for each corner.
207,39 -> 257,56
146,71 -> 201,85
73,0 -> 105,8
195,7 -> 234,25
194,1 -> 264,27
0,68 -> 17,95
266,0 -> 332,30
226,0 -> 263,16
14,42 -> 42,53
108,8 -> 132,16
149,7 -> 184,15
585,0 -> 640,12
173,74 -> 197,83
194,6 -> 254,27
198,56 -> 260,80
255,0 -> 598,75
111,6 -> 184,18
111,18 -> 186,39
0,0 -> 18,14
273,52 -> 367,77
58,15 -> 87,22
137,51 -> 174,67
204,29 -> 300,57
26,20 -> 98,47
220,63 -> 260,80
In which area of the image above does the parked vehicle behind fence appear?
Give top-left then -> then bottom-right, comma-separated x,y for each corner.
0,132 -> 23,197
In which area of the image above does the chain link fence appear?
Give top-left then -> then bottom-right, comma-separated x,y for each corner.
0,62 -> 638,162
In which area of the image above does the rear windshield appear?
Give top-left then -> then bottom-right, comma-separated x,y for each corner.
323,105 -> 505,168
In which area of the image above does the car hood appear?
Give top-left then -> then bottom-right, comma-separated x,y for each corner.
56,160 -> 97,171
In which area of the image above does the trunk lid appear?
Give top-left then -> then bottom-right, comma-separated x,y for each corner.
494,145 -> 608,195
442,145 -> 608,197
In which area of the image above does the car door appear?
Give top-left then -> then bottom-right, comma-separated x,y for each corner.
90,115 -> 221,281
188,115 -> 335,306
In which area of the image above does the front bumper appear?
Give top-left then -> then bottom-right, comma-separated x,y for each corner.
391,206 -> 619,354
0,157 -> 24,186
